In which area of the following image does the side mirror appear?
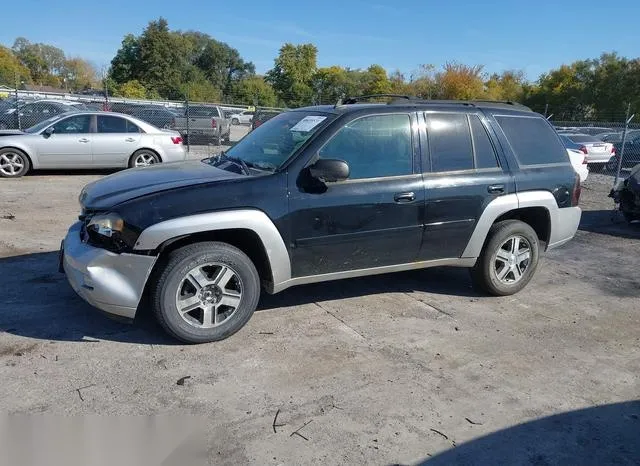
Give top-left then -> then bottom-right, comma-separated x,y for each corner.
42,127 -> 55,138
309,158 -> 349,182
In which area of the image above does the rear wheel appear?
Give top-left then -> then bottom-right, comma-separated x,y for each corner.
231,118 -> 239,125
470,220 -> 540,296
152,242 -> 261,343
0,148 -> 30,178
129,149 -> 160,168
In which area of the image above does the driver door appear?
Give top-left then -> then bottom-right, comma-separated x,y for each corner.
33,114 -> 94,168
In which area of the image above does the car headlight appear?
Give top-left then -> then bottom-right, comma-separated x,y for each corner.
87,213 -> 124,238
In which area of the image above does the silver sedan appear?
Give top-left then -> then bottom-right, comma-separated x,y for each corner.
0,112 -> 187,178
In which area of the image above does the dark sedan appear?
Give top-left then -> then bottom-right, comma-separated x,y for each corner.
130,107 -> 181,129
0,100 -> 89,130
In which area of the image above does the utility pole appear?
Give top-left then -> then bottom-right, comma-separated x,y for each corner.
14,72 -> 21,130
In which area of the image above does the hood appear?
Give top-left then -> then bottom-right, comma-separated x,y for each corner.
80,160 -> 244,210
0,129 -> 24,137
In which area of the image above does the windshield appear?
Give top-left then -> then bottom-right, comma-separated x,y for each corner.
566,134 -> 600,143
24,114 -> 65,133
216,111 -> 332,171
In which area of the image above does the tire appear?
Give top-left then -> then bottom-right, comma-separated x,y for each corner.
152,241 -> 261,343
0,147 -> 31,178
129,149 -> 160,168
223,132 -> 231,144
231,118 -> 239,125
470,220 -> 540,296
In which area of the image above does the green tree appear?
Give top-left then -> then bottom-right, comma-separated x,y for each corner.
312,66 -> 357,104
195,38 -> 255,100
484,70 -> 526,102
110,34 -> 140,84
117,80 -> 148,98
233,76 -> 277,106
12,37 -> 65,85
266,43 -> 317,107
0,45 -> 31,86
361,64 -> 391,95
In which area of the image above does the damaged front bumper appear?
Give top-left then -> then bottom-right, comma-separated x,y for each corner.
61,222 -> 157,320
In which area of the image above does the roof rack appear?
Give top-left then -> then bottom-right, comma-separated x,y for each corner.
335,94 -> 414,107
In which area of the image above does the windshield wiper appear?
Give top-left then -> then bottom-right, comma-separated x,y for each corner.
211,151 -> 250,175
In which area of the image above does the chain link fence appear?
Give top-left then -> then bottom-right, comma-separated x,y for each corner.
0,88 -> 284,152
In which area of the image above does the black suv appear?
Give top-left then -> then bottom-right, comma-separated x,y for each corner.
60,96 -> 582,343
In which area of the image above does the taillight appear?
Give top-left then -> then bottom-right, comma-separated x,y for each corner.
211,119 -> 217,128
171,136 -> 183,144
611,145 -> 616,154
579,145 -> 588,154
571,174 -> 581,206
582,155 -> 587,165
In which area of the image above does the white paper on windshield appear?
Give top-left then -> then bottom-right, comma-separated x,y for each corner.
290,116 -> 326,132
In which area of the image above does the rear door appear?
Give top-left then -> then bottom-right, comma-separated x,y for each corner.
288,112 -> 425,277
418,110 -> 514,260
92,115 -> 142,167
32,114 -> 93,168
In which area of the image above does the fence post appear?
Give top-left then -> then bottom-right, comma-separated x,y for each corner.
14,73 -> 22,131
185,90 -> 190,153
614,103 -> 634,187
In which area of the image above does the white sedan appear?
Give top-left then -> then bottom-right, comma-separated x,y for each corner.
0,112 -> 186,178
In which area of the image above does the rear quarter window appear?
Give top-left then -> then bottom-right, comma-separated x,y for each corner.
495,115 -> 568,166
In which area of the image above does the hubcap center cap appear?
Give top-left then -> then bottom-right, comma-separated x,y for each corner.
509,254 -> 516,266
200,285 -> 222,304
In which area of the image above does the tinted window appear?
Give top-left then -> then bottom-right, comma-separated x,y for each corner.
97,115 -> 139,133
426,113 -> 474,172
320,114 -> 412,179
51,115 -> 91,134
469,115 -> 499,169
496,116 -> 568,166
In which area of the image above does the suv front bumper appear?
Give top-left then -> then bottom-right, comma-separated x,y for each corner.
61,222 -> 157,320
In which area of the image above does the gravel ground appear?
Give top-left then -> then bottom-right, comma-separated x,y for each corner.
0,141 -> 639,465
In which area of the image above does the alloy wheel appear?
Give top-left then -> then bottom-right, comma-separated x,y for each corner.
493,235 -> 531,284
0,152 -> 25,177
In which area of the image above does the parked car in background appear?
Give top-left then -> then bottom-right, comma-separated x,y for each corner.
131,106 -> 180,129
611,164 -> 640,223
611,132 -> 640,170
558,133 -> 615,171
173,105 -> 231,144
575,127 -> 614,136
231,110 -> 254,125
595,131 -> 622,142
250,109 -> 280,131
0,100 -> 89,130
0,112 -> 185,178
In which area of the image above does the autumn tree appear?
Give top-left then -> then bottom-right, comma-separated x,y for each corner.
435,62 -> 485,100
62,57 -> 97,91
0,45 -> 31,86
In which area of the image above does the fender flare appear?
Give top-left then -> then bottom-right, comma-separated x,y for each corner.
134,209 -> 292,287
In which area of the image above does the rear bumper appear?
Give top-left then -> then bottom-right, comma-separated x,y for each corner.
586,154 -> 614,164
548,206 -> 582,249
62,222 -> 157,319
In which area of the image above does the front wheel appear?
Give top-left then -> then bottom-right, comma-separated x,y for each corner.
0,148 -> 31,178
152,242 -> 261,343
470,220 -> 540,296
231,118 -> 239,125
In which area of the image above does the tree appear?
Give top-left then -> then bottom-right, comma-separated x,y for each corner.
361,64 -> 391,95
0,45 -> 31,86
195,39 -> 255,100
484,70 -> 526,102
266,43 -> 317,107
435,62 -> 485,100
110,34 -> 140,84
117,79 -> 148,98
62,57 -> 97,91
233,76 -> 277,107
12,37 -> 65,85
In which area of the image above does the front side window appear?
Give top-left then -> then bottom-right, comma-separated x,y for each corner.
51,115 -> 91,134
319,114 -> 412,180
496,115 -> 568,166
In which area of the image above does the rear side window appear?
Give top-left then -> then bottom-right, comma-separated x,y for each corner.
98,115 -> 140,133
426,113 -> 474,172
496,116 -> 568,166
469,115 -> 499,169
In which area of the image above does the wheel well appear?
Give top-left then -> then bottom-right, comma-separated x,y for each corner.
152,229 -> 273,287
130,148 -> 162,164
494,207 -> 551,249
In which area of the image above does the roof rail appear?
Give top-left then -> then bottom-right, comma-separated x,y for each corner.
335,94 -> 415,107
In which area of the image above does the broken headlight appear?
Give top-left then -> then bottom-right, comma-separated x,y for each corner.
87,213 -> 124,238
85,213 -> 138,252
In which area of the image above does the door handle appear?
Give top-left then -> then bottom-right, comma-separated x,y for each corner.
125,137 -> 135,142
487,184 -> 505,194
78,138 -> 90,143
394,192 -> 416,203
